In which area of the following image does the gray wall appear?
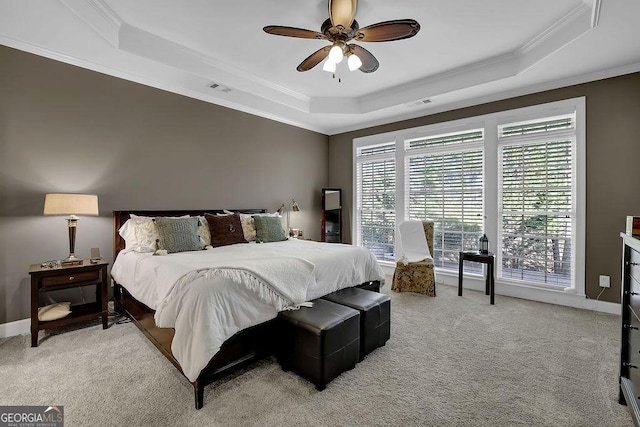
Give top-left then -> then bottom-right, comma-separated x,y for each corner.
329,72 -> 640,304
3,43 -> 637,324
0,45 -> 329,324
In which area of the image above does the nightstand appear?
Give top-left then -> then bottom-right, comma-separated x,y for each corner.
29,259 -> 109,347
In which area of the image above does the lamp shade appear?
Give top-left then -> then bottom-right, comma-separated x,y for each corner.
44,194 -> 99,216
348,54 -> 362,71
323,60 -> 337,73
328,45 -> 344,63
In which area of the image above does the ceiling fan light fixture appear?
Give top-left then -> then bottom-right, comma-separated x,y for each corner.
347,53 -> 362,71
264,0 -> 420,73
323,60 -> 337,73
328,44 -> 344,63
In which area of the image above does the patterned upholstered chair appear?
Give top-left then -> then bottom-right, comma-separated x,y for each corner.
391,220 -> 436,297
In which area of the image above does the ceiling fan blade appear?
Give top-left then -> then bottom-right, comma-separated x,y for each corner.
349,44 -> 379,73
355,19 -> 420,42
297,47 -> 330,72
329,0 -> 357,30
263,26 -> 327,40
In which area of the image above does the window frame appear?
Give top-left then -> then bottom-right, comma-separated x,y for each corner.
352,97 -> 586,296
353,139 -> 397,262
404,128 -> 485,272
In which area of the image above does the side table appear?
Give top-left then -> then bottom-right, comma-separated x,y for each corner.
29,259 -> 109,347
458,251 -> 495,305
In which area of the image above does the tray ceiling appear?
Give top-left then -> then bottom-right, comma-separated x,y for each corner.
1,0 -> 639,134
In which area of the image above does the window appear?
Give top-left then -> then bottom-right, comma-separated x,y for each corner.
355,142 -> 396,262
498,115 -> 576,288
353,97 -> 585,295
406,130 -> 484,273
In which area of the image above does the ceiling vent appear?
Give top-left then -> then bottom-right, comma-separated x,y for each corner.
405,99 -> 432,108
209,83 -> 232,93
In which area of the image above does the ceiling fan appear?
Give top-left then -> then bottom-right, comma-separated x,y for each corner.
263,0 -> 420,74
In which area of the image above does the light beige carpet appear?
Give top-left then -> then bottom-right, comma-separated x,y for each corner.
0,284 -> 633,426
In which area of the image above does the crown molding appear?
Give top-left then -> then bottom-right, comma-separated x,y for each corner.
58,0 -> 602,117
0,34 -> 329,134
2,0 -> 630,136
59,0 -> 121,47
591,0 -> 602,27
5,31 -> 637,137
328,61 -> 640,135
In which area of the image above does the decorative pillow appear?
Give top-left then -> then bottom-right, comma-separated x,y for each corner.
253,215 -> 287,243
38,302 -> 71,321
197,216 -> 212,246
127,214 -> 189,252
118,219 -> 137,249
130,214 -> 160,253
154,216 -> 202,253
205,213 -> 248,247
223,210 -> 259,241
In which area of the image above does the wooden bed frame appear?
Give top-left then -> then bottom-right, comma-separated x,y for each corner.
112,209 -> 381,409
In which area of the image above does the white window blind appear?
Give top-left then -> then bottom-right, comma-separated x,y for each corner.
353,98 -> 584,297
356,142 -> 396,262
406,130 -> 484,272
498,114 -> 575,287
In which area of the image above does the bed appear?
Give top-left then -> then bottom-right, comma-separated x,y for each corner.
111,209 -> 385,409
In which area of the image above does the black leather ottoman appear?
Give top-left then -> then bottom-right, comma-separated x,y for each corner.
277,299 -> 360,391
321,287 -> 390,360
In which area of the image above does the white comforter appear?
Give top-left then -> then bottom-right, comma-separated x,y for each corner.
111,239 -> 385,381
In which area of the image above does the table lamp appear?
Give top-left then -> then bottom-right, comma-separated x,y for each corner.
277,199 -> 301,237
44,193 -> 99,263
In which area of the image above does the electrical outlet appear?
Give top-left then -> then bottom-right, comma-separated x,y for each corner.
599,275 -> 610,288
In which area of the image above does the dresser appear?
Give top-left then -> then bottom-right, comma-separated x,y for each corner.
620,233 -> 640,423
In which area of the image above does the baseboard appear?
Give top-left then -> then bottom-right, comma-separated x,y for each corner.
382,264 -> 620,315
0,318 -> 30,339
442,272 -> 620,314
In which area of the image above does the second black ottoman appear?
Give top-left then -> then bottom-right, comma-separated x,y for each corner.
321,287 -> 390,360
277,299 -> 360,391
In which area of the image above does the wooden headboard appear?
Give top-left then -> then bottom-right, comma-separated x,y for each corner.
113,209 -> 267,260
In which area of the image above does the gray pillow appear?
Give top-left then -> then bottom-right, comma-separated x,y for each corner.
155,216 -> 202,253
253,215 -> 287,243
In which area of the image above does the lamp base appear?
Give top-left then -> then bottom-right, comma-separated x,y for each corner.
61,254 -> 83,266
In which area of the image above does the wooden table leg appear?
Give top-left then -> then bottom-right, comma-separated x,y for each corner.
485,265 -> 490,295
490,259 -> 495,305
101,265 -> 108,329
31,276 -> 39,347
458,252 -> 464,296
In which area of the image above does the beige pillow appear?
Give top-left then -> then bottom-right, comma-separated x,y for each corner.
197,216 -> 211,246
38,302 -> 71,321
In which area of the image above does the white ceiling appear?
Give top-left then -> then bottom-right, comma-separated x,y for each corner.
1,0 -> 639,135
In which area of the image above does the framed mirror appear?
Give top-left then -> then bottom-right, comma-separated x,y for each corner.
321,188 -> 342,243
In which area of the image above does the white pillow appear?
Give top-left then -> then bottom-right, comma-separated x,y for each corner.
125,214 -> 190,253
118,219 -> 136,249
38,302 -> 71,321
197,216 -> 211,246
130,214 -> 159,253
